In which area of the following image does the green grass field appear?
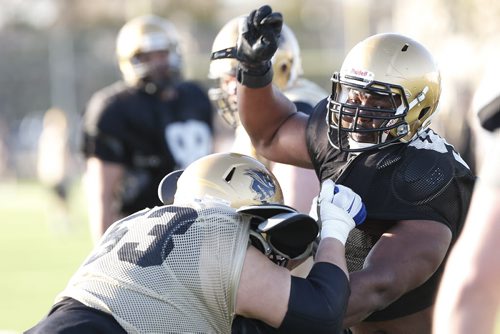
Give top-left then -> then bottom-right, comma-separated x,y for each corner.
1,179 -> 499,333
0,179 -> 92,333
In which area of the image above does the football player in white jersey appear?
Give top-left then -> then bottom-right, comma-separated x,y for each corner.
26,152 -> 366,334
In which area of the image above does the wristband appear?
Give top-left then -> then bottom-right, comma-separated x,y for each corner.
237,64 -> 274,88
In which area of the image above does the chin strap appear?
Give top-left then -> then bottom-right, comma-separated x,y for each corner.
211,47 -> 237,60
408,86 -> 429,111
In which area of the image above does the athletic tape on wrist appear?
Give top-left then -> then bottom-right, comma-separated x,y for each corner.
237,65 -> 273,88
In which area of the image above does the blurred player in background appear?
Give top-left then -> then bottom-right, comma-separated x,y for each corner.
82,15 -> 213,242
25,152 -> 366,334
208,16 -> 326,213
37,107 -> 73,231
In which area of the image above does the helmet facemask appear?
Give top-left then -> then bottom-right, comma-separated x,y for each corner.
208,73 -> 239,129
327,72 -> 412,152
245,210 -> 317,268
116,15 -> 182,93
249,229 -> 313,267
130,49 -> 181,94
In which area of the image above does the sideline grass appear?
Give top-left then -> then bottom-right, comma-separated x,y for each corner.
1,180 -> 499,333
0,180 -> 92,332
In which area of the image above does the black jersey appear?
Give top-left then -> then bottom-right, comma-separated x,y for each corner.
306,98 -> 475,321
82,80 -> 213,215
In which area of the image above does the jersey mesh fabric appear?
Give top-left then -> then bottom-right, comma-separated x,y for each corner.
57,203 -> 249,333
306,101 -> 475,320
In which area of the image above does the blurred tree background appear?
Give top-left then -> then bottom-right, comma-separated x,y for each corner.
0,0 -> 499,179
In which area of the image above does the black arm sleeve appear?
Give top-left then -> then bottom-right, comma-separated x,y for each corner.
278,262 -> 350,334
231,315 -> 279,334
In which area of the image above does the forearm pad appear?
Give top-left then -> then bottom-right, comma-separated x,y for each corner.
278,262 -> 350,334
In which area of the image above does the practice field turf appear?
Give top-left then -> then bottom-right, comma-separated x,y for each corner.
0,180 -> 92,333
2,180 -> 499,333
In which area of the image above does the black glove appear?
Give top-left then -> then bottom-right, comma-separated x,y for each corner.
236,5 -> 283,88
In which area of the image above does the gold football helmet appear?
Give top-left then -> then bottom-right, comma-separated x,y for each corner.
327,33 -> 441,152
208,17 -> 303,128
173,152 -> 284,208
116,15 -> 182,89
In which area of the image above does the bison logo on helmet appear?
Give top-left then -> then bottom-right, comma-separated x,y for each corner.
244,168 -> 276,201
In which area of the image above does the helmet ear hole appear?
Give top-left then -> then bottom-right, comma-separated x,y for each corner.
224,167 -> 236,182
418,107 -> 430,119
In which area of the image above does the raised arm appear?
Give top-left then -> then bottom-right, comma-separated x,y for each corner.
235,6 -> 311,168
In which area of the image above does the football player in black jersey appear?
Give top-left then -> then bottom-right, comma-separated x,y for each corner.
226,5 -> 476,334
433,63 -> 500,334
25,153 -> 366,334
82,15 -> 213,242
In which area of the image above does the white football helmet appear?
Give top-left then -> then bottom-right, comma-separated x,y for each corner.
173,152 -> 284,208
208,17 -> 303,128
116,15 -> 182,90
327,33 -> 441,152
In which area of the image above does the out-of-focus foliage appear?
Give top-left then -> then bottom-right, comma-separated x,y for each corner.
0,0 -> 498,179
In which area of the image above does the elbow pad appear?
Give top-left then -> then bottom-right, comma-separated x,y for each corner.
278,262 -> 350,334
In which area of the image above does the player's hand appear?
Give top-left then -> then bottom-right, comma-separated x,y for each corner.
318,179 -> 366,244
236,5 -> 283,75
322,179 -> 366,225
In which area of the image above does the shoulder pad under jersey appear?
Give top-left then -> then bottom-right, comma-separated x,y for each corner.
393,140 -> 456,204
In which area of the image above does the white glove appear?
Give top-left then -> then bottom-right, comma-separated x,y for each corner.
319,179 -> 366,244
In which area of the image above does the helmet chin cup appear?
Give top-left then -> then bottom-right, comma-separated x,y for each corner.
346,140 -> 375,152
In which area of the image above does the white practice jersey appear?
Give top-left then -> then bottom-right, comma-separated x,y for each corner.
57,202 -> 250,333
